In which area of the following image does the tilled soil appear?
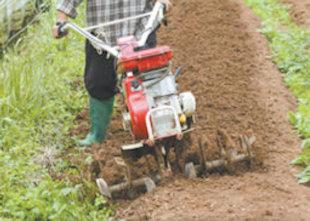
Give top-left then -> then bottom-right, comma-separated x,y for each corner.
72,0 -> 310,220
281,0 -> 310,26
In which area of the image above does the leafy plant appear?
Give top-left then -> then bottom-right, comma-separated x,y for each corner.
0,0 -> 112,219
244,0 -> 310,184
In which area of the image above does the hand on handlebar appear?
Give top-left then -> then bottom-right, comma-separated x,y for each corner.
52,22 -> 69,39
52,11 -> 69,39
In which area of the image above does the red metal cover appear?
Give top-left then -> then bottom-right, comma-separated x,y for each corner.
123,76 -> 149,139
121,46 -> 172,72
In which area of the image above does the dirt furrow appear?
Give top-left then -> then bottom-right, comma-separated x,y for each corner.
72,0 -> 310,220
113,0 -> 310,219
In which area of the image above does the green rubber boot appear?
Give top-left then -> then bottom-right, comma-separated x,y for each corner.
77,96 -> 114,146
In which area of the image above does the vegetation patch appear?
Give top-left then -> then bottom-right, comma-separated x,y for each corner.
0,0 -> 50,49
244,0 -> 310,184
0,1 -> 112,219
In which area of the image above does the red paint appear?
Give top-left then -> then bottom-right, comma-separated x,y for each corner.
123,76 -> 149,139
121,46 -> 172,72
117,37 -> 174,141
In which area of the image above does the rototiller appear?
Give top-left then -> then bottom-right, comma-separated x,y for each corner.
60,2 -> 255,198
60,2 -> 196,196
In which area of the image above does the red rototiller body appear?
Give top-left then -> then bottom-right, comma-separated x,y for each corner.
60,2 -> 255,198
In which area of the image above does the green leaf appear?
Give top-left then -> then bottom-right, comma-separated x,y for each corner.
290,157 -> 303,165
298,176 -> 310,184
59,187 -> 72,197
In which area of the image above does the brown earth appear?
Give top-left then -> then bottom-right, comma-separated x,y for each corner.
281,0 -> 310,27
71,0 -> 310,220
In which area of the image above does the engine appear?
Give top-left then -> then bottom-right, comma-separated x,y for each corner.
118,37 -> 196,143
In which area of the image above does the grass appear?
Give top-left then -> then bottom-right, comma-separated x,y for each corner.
0,0 -> 45,47
244,0 -> 310,184
0,1 -> 113,219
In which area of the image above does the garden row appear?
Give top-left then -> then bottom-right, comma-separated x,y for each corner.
245,0 -> 310,183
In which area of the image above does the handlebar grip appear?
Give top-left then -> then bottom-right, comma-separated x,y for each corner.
56,21 -> 69,37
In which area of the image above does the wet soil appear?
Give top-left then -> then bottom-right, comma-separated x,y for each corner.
71,0 -> 310,220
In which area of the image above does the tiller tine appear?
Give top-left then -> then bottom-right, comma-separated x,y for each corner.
120,143 -> 145,184
239,134 -> 256,171
153,145 -> 173,178
184,162 -> 197,178
96,143 -> 162,198
185,132 -> 256,178
96,177 -> 158,199
185,138 -> 207,178
96,178 -> 112,198
198,138 -> 208,175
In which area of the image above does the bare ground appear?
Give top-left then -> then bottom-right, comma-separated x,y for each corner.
281,0 -> 310,27
71,0 -> 310,220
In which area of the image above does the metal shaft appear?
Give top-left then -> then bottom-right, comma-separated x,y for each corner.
109,176 -> 160,194
196,153 -> 254,171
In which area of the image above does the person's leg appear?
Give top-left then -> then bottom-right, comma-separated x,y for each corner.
77,40 -> 117,146
77,96 -> 114,146
84,40 -> 118,101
